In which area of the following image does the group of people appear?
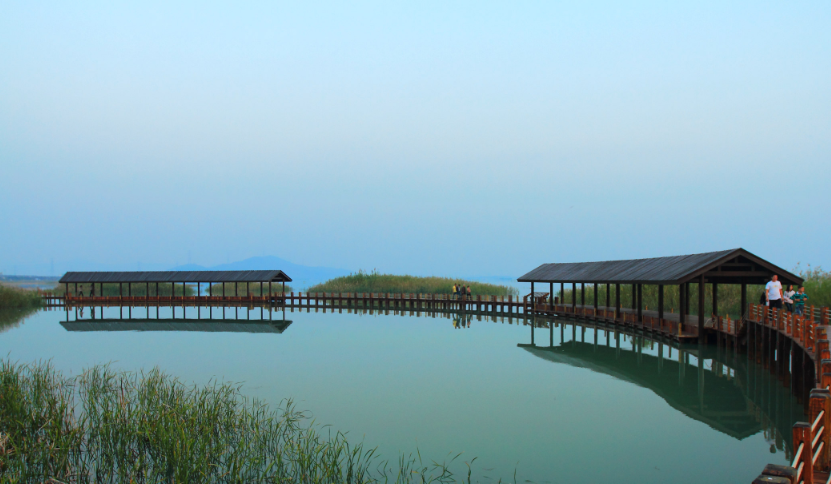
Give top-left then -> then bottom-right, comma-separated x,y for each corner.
764,274 -> 810,315
451,283 -> 471,299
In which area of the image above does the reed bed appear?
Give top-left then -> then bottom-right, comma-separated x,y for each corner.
308,271 -> 517,297
0,359 -> 483,484
0,285 -> 44,309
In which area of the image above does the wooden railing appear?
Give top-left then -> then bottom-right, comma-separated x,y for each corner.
748,301 -> 831,483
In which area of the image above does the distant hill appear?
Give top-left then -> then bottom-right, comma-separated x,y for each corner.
169,256 -> 350,289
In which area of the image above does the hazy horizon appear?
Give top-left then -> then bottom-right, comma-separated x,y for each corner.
3,2 -> 829,278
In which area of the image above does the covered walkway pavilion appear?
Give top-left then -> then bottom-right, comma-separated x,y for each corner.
517,248 -> 803,342
59,270 -> 292,300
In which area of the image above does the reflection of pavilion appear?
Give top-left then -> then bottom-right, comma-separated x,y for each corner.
60,318 -> 292,333
61,303 -> 292,334
521,324 -> 805,454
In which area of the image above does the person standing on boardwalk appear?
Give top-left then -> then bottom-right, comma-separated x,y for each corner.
793,287 -> 809,316
466,286 -> 472,299
452,283 -> 457,300
783,285 -> 795,312
765,275 -> 783,310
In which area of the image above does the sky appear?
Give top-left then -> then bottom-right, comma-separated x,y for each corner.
1,1 -> 829,278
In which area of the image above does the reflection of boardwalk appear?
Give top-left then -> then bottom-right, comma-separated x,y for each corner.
520,326 -> 807,456
60,319 -> 292,333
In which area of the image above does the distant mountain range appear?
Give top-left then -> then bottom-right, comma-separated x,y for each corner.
169,256 -> 351,289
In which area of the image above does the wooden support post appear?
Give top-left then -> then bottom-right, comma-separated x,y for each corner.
594,283 -> 598,313
615,284 -> 621,319
698,276 -> 705,343
741,283 -> 747,322
580,282 -> 584,308
550,282 -> 554,311
531,282 -> 535,314
793,422 -> 814,483
810,389 -> 831,471
631,284 -> 636,311
685,282 -> 691,321
658,285 -> 664,326
560,283 -> 564,305
572,283 -> 576,310
712,282 -> 718,318
679,283 -> 686,325
637,284 -> 643,323
606,284 -> 610,315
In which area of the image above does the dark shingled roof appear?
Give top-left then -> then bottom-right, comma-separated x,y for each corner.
59,270 -> 292,284
517,248 -> 802,285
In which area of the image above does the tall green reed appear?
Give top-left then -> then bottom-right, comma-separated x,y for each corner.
0,359 -> 490,484
0,285 -> 43,309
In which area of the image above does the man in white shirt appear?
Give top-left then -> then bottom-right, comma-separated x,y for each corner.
765,275 -> 783,309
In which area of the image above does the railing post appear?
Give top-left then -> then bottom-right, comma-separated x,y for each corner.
793,422 -> 814,483
818,335 -> 831,363
810,389 -> 831,471
758,464 -> 798,483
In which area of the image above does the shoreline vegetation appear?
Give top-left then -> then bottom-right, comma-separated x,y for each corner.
0,285 -> 44,309
307,271 -> 518,296
0,359 -> 483,484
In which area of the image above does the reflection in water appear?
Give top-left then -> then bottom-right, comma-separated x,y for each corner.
521,319 -> 807,458
61,319 -> 292,333
0,306 -> 42,333
61,304 -> 292,334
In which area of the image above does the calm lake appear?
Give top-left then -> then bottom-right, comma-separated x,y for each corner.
2,305 -> 804,483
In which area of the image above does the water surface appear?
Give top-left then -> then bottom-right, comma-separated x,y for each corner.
1,306 -> 804,483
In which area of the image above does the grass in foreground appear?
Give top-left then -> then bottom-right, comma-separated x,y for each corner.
0,359 -> 485,484
0,285 -> 43,309
308,271 -> 518,296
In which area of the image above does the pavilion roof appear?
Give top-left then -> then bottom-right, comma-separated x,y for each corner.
517,248 -> 802,285
59,270 -> 292,284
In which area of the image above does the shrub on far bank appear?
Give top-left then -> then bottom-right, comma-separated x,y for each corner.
307,271 -> 518,296
0,285 -> 43,309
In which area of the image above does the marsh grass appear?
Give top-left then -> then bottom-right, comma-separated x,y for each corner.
0,285 -> 44,309
0,359 -> 488,484
308,271 -> 517,297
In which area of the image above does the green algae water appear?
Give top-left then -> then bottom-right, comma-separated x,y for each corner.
1,306 -> 806,483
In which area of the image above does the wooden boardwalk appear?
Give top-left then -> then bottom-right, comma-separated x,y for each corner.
50,292 -> 707,341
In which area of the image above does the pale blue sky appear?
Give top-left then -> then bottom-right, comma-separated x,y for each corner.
2,1 -> 829,277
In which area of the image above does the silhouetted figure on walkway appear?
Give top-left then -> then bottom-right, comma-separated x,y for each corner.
765,275 -> 783,310
793,287 -> 809,316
